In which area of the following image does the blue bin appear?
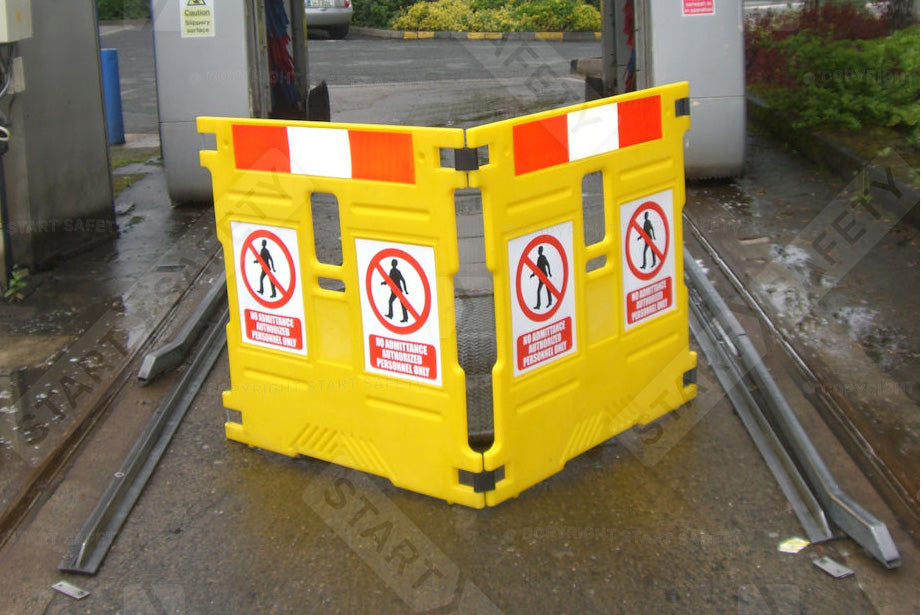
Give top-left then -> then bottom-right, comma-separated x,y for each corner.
100,48 -> 125,145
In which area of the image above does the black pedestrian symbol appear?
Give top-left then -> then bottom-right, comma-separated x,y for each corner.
530,245 -> 553,309
381,259 -> 409,323
254,239 -> 277,298
625,201 -> 669,281
637,211 -> 657,270
516,233 -> 568,323
366,247 -> 431,335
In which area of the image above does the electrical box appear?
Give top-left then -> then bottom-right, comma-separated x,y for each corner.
0,0 -> 32,42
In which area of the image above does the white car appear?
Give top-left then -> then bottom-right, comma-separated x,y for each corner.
305,0 -> 353,39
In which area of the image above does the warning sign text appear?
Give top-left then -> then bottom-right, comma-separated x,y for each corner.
369,335 -> 438,380
516,317 -> 573,371
626,278 -> 673,325
682,0 -> 714,15
181,1 -> 215,38
245,309 -> 303,350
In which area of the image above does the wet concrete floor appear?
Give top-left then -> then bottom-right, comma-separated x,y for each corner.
0,165 -> 220,525
1,329 -> 917,614
1,118 -> 917,615
683,130 -> 919,530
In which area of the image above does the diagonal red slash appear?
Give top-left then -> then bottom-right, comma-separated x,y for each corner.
247,241 -> 288,296
629,219 -> 666,264
524,256 -> 564,303
374,261 -> 421,323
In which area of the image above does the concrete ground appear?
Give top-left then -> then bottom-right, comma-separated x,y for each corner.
1,333 -> 917,614
0,22 -> 917,615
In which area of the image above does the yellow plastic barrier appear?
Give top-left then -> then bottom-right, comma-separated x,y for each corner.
199,118 -> 485,507
466,82 -> 697,505
198,82 -> 697,508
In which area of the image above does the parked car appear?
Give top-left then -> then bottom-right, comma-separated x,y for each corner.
305,0 -> 353,39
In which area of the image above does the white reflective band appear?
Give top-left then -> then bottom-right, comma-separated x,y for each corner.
287,126 -> 352,178
567,102 -> 619,162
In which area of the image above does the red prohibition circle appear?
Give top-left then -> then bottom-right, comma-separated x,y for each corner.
515,234 -> 569,323
624,201 -> 670,281
240,229 -> 297,309
365,248 -> 431,335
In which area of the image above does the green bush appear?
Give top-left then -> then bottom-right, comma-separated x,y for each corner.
750,25 -> 919,142
514,0 -> 600,31
353,0 -> 418,28
392,0 -> 471,30
391,0 -> 601,31
97,0 -> 150,20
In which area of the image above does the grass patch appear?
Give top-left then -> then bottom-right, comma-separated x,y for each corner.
112,173 -> 145,197
110,146 -> 161,170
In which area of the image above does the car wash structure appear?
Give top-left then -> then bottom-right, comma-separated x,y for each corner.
199,83 -> 698,508
589,0 -> 745,178
153,0 -> 327,203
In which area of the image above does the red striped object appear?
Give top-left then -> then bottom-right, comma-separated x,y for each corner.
513,95 -> 662,175
232,124 -> 416,184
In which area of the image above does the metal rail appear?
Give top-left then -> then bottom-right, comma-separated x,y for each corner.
687,289 -> 834,544
59,308 -> 229,575
684,247 -> 900,569
684,214 -> 918,535
138,280 -> 227,383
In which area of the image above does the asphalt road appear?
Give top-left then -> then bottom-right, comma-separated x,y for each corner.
99,23 -> 599,133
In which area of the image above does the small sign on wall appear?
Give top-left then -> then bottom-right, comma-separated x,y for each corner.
683,0 -> 715,16
181,0 -> 215,38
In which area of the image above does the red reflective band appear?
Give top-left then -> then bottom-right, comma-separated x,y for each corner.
232,124 -> 291,173
349,130 -> 415,184
513,115 -> 568,176
617,96 -> 662,148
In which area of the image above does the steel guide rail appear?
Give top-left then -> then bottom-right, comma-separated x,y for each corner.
138,281 -> 228,383
59,307 -> 230,575
684,214 -> 918,536
683,246 -> 900,569
687,285 -> 834,544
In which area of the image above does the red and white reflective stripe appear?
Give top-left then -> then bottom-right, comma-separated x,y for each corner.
512,95 -> 662,176
232,124 -> 416,184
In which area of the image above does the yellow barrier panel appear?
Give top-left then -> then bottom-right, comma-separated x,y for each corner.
198,118 -> 486,507
198,82 -> 697,508
466,82 -> 698,505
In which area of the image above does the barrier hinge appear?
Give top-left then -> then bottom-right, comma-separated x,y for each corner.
675,98 -> 691,117
453,147 -> 480,171
459,466 -> 505,493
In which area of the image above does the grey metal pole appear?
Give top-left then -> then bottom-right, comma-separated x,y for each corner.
289,0 -> 308,113
600,0 -> 617,96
